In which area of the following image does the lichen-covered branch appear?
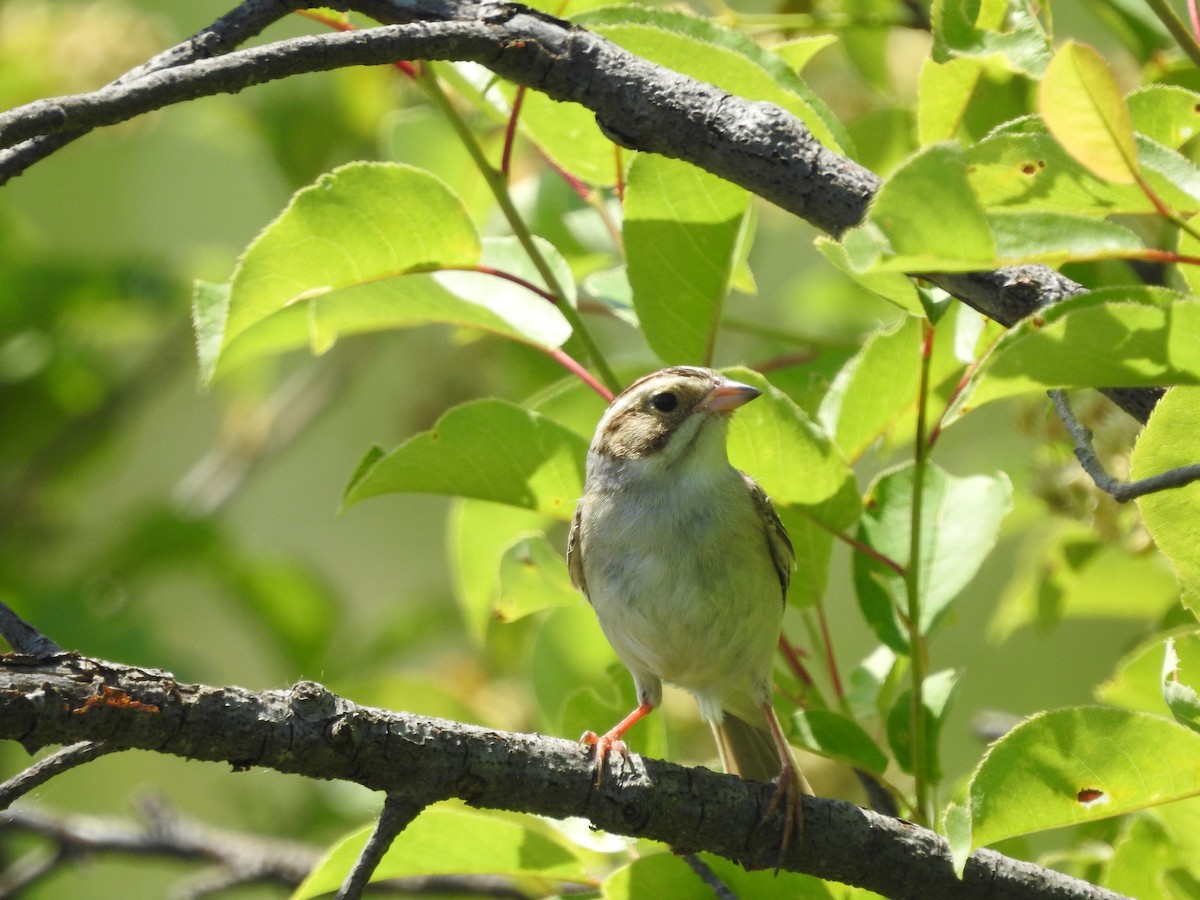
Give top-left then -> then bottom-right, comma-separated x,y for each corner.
0,652 -> 1126,900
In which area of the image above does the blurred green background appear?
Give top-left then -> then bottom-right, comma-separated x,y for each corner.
0,0 -> 1181,895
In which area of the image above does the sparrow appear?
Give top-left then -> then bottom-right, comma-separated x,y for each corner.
567,366 -> 812,857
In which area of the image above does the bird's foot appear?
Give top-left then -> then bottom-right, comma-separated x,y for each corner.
765,762 -> 809,872
580,729 -> 631,785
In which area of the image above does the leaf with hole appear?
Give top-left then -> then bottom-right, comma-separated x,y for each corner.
946,289 -> 1200,421
966,707 -> 1200,850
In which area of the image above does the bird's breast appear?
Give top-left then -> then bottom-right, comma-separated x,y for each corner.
578,472 -> 782,694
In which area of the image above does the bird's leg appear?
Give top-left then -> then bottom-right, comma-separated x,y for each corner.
581,702 -> 654,785
761,700 -> 813,868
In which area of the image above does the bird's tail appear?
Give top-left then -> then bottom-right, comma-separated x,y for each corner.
712,709 -> 784,785
713,701 -> 815,795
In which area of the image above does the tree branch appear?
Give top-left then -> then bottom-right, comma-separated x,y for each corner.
0,741 -> 114,811
338,794 -> 431,900
0,0 -> 1167,422
0,799 -> 582,897
0,651 -> 1127,900
0,0 -> 302,182
1050,390 -> 1200,501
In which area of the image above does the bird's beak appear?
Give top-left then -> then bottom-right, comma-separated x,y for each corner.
694,377 -> 762,413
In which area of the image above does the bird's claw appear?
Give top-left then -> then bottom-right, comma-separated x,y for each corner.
765,763 -> 807,871
580,730 -> 630,785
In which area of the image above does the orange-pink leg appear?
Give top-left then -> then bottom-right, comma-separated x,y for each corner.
580,702 -> 654,784
761,700 -> 812,868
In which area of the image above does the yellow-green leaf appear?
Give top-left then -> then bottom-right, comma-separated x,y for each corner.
1039,41 -> 1138,183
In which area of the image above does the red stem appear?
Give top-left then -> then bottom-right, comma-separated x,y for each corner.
816,603 -> 845,701
778,634 -> 814,688
548,349 -> 613,401
501,85 -> 527,179
437,264 -> 560,305
295,10 -> 416,78
928,364 -> 975,449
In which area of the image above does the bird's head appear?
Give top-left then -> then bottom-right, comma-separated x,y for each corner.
589,367 -> 761,471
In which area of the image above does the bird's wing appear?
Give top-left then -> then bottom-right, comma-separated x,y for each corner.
566,502 -> 588,597
742,473 -> 794,603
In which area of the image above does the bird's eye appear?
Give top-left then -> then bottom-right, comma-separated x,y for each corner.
650,391 -> 678,413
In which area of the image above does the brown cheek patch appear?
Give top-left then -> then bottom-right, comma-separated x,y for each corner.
604,412 -> 671,459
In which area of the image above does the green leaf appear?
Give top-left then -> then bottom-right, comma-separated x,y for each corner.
578,6 -> 852,155
450,500 -> 557,643
791,709 -> 889,774
847,645 -> 902,722
203,166 -> 576,378
772,35 -> 839,72
949,289 -> 1200,420
1128,85 -> 1200,150
917,57 -> 983,145
603,851 -> 837,900
292,806 -> 588,898
814,237 -> 924,316
990,525 -> 1180,642
846,144 -> 1153,269
1133,386 -> 1200,616
224,162 -> 481,348
724,368 -> 859,524
967,707 -> 1200,850
581,266 -> 639,327
191,280 -> 229,383
341,399 -> 586,517
724,368 -> 859,605
1163,637 -> 1200,734
847,142 -> 996,273
1105,815 -> 1179,900
511,86 -> 622,186
1098,629 -> 1200,714
931,0 -> 1052,76
968,128 -> 1200,216
855,463 -> 1012,652
495,533 -> 579,622
985,210 -> 1142,263
818,317 -> 923,462
534,607 -> 637,736
1039,41 -> 1138,183
943,803 -> 973,878
624,155 -> 750,365
887,669 -> 960,779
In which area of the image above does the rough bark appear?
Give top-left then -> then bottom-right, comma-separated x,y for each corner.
0,652 -> 1127,900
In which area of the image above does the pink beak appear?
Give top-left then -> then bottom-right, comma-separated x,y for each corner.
694,377 -> 762,413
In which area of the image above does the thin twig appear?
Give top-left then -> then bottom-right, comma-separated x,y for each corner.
1050,390 -> 1200,502
0,0 -> 300,184
0,742 -> 114,812
680,854 -> 738,899
337,793 -> 430,900
0,601 -> 62,656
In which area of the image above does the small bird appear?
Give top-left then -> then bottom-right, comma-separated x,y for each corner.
567,366 -> 812,856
